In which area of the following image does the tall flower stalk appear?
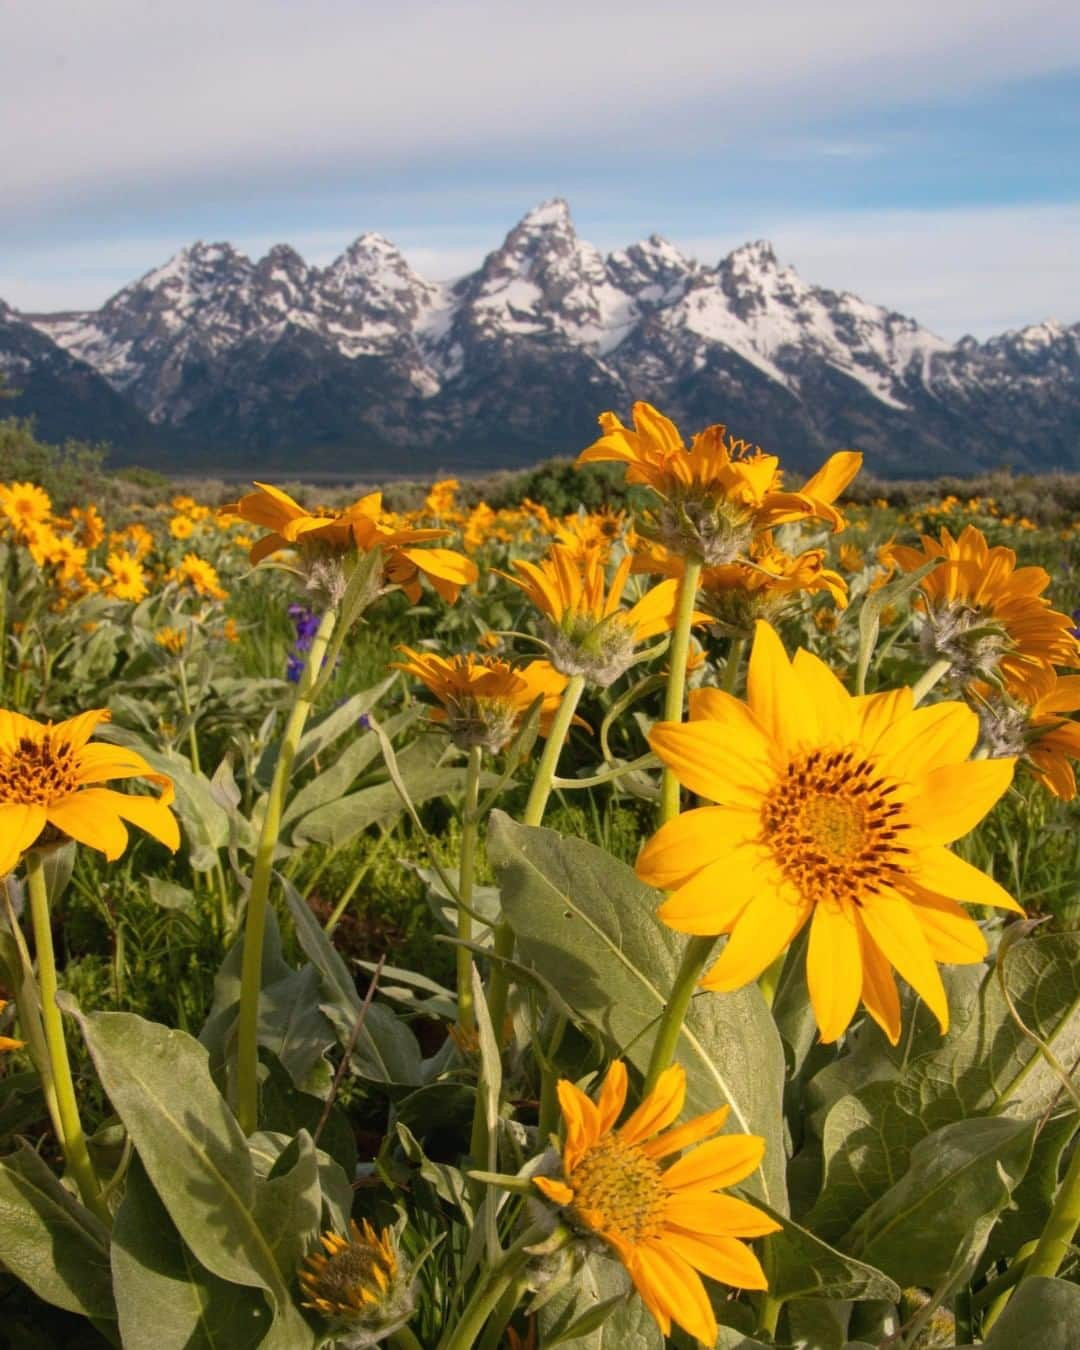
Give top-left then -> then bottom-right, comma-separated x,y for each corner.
658,557 -> 703,825
25,850 -> 111,1224
235,605 -> 337,1135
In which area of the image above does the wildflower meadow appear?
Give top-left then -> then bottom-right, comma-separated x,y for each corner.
1,404 -> 1078,1349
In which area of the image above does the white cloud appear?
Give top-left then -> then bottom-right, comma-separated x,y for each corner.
2,1 -> 1078,215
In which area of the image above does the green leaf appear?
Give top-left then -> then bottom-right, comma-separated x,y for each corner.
487,812 -> 787,1209
538,1252 -> 662,1348
855,556 -> 938,695
111,1159 -> 272,1350
281,707 -> 415,831
841,1115 -> 1037,1288
757,1202 -> 900,1306
250,1129 -> 323,1282
292,674 -> 397,773
979,1276 -> 1080,1349
811,933 -> 1080,1240
987,1110 -> 1078,1262
0,1139 -> 115,1321
282,875 -> 424,1085
147,877 -> 196,911
70,1004 -> 315,1348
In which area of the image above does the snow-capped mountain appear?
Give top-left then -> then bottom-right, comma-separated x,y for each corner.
5,200 -> 1079,474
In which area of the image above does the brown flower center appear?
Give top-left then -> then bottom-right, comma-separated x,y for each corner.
762,748 -> 907,906
0,734 -> 79,805
569,1136 -> 664,1243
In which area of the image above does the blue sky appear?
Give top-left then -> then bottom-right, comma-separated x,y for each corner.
2,1 -> 1077,338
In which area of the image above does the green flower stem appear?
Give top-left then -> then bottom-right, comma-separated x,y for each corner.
475,1268 -> 533,1350
722,635 -> 746,696
235,606 -> 337,1136
642,934 -> 717,1095
910,656 -> 952,707
25,851 -> 110,1226
456,744 -> 484,1036
439,1224 -> 560,1350
388,1326 -> 424,1350
659,558 -> 703,826
1017,1125 -> 1080,1285
484,673 -> 585,1047
521,673 -> 586,828
537,1011 -> 569,1141
176,658 -> 201,776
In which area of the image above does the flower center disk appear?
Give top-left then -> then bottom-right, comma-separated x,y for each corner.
570,1137 -> 665,1244
762,748 -> 907,906
0,734 -> 79,805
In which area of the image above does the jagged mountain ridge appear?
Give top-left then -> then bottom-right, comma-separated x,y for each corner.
5,199 -> 1079,475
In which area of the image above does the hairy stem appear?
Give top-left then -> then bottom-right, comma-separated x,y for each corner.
658,558 -> 703,825
25,851 -> 110,1225
235,606 -> 336,1135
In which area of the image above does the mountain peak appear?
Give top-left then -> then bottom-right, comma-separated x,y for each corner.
724,239 -> 780,272
517,198 -> 574,232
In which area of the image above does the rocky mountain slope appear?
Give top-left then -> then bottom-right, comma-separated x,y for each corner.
2,200 -> 1077,475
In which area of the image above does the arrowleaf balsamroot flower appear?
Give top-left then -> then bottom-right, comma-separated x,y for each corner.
299,1219 -> 414,1344
502,545 -> 707,686
393,647 -> 573,751
533,1060 -> 779,1347
0,709 -> 179,875
222,482 -> 477,602
578,401 -> 861,564
888,524 -> 1080,700
974,669 -> 1080,801
637,621 -> 1023,1045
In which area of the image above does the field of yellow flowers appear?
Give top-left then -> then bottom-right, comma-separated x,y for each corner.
1,403 -> 1079,1350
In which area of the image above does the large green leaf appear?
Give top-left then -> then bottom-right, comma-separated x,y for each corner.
986,1110 -> 1078,1262
977,1276 -> 1080,1349
291,676 -> 397,773
755,1202 -> 899,1306
0,1139 -> 114,1322
283,876 -> 424,1086
487,813 -> 787,1209
811,932 -> 1080,1239
251,1130 -> 323,1282
282,707 -> 415,832
111,1159 -> 272,1350
71,1005 -> 315,1349
841,1115 -> 1036,1288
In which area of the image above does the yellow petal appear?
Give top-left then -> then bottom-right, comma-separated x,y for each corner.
662,1133 -> 766,1191
595,1060 -> 628,1134
859,924 -> 901,1045
636,806 -> 760,890
45,794 -> 129,860
532,1176 -> 573,1206
642,1105 -> 730,1161
872,701 -> 979,780
0,803 -> 46,874
791,649 -> 855,741
630,1242 -> 717,1345
906,887 -> 989,964
859,890 -> 949,1033
906,759 -> 1015,844
909,845 -> 1023,912
662,1229 -> 769,1291
852,686 -> 914,750
663,1192 -> 781,1237
648,719 -> 774,806
655,846 -> 772,936
58,708 -> 112,751
619,1065 -> 686,1145
807,901 -> 864,1044
747,620 -> 815,752
701,891 -> 812,992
